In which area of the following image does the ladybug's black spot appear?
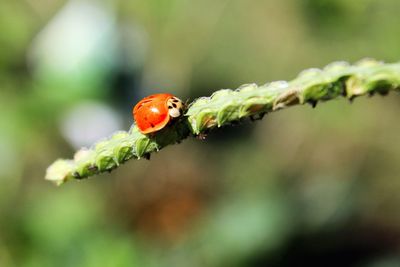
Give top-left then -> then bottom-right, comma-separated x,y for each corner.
168,106 -> 173,109
172,99 -> 179,103
172,103 -> 177,108
150,122 -> 155,128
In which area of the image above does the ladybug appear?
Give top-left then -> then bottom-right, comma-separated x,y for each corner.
133,93 -> 184,134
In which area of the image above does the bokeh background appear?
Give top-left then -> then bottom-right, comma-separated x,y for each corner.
1,0 -> 400,266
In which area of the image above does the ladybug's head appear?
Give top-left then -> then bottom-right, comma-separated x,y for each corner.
167,96 -> 184,118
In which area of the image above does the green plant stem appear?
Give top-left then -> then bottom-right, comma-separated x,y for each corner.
46,59 -> 400,185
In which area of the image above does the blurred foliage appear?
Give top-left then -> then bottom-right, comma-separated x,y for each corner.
1,0 -> 400,266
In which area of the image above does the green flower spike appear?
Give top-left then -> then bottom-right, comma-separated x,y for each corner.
46,59 -> 400,185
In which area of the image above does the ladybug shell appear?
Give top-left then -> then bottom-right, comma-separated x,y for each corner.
133,93 -> 176,134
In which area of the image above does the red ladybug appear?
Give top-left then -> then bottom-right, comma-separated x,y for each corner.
133,93 -> 184,134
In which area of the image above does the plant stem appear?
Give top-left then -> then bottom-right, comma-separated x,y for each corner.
46,59 -> 400,185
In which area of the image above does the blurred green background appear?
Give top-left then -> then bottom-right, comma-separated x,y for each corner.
1,0 -> 400,266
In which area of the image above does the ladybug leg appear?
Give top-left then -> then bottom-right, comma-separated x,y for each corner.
196,133 -> 208,140
143,153 -> 151,160
307,99 -> 318,108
